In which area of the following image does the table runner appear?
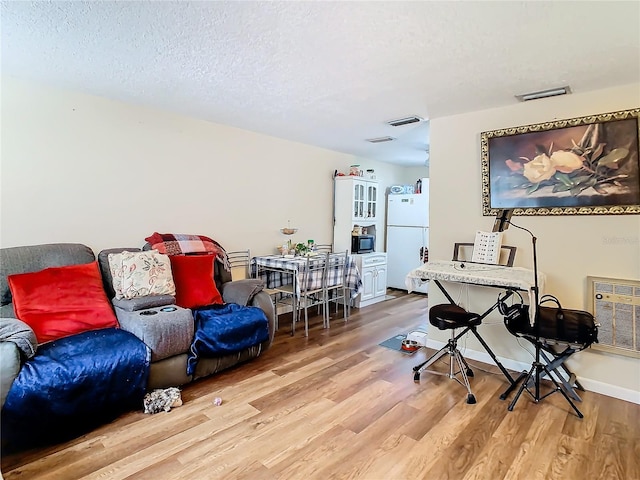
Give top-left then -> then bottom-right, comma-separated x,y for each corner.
406,259 -> 545,324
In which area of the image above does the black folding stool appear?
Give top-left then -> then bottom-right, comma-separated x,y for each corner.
503,305 -> 596,404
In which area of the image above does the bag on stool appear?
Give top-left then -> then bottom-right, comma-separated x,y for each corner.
503,294 -> 598,347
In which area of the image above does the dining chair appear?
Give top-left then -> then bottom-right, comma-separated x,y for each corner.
299,253 -> 330,335
269,253 -> 328,336
324,250 -> 349,327
227,249 -> 251,280
314,244 -> 333,254
232,250 -> 295,332
253,262 -> 294,333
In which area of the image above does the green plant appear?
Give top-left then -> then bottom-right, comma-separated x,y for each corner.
294,243 -> 309,255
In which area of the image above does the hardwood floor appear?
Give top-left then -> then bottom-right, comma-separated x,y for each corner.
2,292 -> 639,479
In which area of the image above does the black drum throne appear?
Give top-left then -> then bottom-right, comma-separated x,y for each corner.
414,304 -> 481,404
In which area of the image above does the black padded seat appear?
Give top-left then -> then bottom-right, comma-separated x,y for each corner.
414,303 -> 481,404
430,304 -> 481,330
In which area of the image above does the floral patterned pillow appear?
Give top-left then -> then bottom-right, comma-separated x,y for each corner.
116,250 -> 175,299
107,252 -> 126,299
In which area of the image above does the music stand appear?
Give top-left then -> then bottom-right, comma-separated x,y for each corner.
492,209 -> 584,418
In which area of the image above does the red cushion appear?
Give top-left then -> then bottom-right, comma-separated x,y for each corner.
8,261 -> 118,344
169,255 -> 223,309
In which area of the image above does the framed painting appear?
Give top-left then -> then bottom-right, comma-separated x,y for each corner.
481,108 -> 640,216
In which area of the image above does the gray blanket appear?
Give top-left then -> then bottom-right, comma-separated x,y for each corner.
220,278 -> 265,306
0,317 -> 37,359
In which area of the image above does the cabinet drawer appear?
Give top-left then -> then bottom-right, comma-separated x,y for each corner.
362,253 -> 387,267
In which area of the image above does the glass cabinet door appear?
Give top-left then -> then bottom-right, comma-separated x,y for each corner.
366,184 -> 377,219
353,182 -> 365,219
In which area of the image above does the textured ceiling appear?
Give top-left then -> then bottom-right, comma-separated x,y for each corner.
2,1 -> 639,167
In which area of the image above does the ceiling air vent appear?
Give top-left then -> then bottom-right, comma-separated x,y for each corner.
515,86 -> 572,102
386,116 -> 423,127
366,136 -> 395,143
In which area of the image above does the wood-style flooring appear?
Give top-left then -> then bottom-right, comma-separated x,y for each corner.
2,292 -> 639,479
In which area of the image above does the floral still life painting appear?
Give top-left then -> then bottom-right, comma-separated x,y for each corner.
481,109 -> 640,215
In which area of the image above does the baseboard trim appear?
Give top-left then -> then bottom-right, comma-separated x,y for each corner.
576,378 -> 640,405
424,339 -> 640,405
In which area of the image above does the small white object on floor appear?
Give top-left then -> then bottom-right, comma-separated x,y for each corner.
406,331 -> 428,346
213,397 -> 223,406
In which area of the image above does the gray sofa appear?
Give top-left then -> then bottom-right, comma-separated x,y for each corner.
0,243 -> 276,410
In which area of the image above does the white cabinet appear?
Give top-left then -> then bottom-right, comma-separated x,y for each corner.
333,176 -> 387,308
353,253 -> 387,308
333,177 -> 381,253
373,263 -> 388,298
335,176 -> 379,223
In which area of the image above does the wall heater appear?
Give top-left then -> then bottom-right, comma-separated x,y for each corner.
588,276 -> 640,358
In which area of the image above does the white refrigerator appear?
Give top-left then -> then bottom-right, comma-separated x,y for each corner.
386,187 -> 429,293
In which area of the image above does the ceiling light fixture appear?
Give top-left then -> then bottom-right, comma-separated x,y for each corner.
386,116 -> 423,127
515,86 -> 572,102
366,136 -> 396,143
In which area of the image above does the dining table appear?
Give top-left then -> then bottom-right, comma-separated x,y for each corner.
250,253 -> 363,331
251,254 -> 362,298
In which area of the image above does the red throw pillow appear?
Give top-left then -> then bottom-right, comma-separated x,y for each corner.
169,255 -> 223,309
8,261 -> 118,344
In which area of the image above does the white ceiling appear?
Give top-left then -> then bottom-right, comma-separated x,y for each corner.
2,1 -> 639,167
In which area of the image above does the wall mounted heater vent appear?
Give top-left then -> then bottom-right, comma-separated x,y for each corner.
386,116 -> 423,127
588,276 -> 640,358
366,136 -> 395,143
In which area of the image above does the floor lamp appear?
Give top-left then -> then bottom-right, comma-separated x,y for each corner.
492,209 -> 583,418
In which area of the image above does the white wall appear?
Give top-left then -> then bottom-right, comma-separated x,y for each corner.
429,83 -> 640,402
0,77 -> 411,254
400,166 -> 429,183
4,77 -> 637,401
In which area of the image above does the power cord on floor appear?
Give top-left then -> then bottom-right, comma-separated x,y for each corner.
516,336 -> 536,360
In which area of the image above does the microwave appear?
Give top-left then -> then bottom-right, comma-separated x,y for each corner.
351,234 -> 375,254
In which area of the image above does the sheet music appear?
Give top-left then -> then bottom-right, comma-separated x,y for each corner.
472,231 -> 503,264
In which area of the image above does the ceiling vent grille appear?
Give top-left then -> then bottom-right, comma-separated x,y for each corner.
386,116 -> 423,127
366,136 -> 395,143
515,86 -> 572,102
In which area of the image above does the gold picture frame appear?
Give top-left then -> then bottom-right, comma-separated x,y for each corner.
481,108 -> 640,216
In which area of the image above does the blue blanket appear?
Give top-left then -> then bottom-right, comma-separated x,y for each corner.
1,328 -> 150,449
187,303 -> 269,375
